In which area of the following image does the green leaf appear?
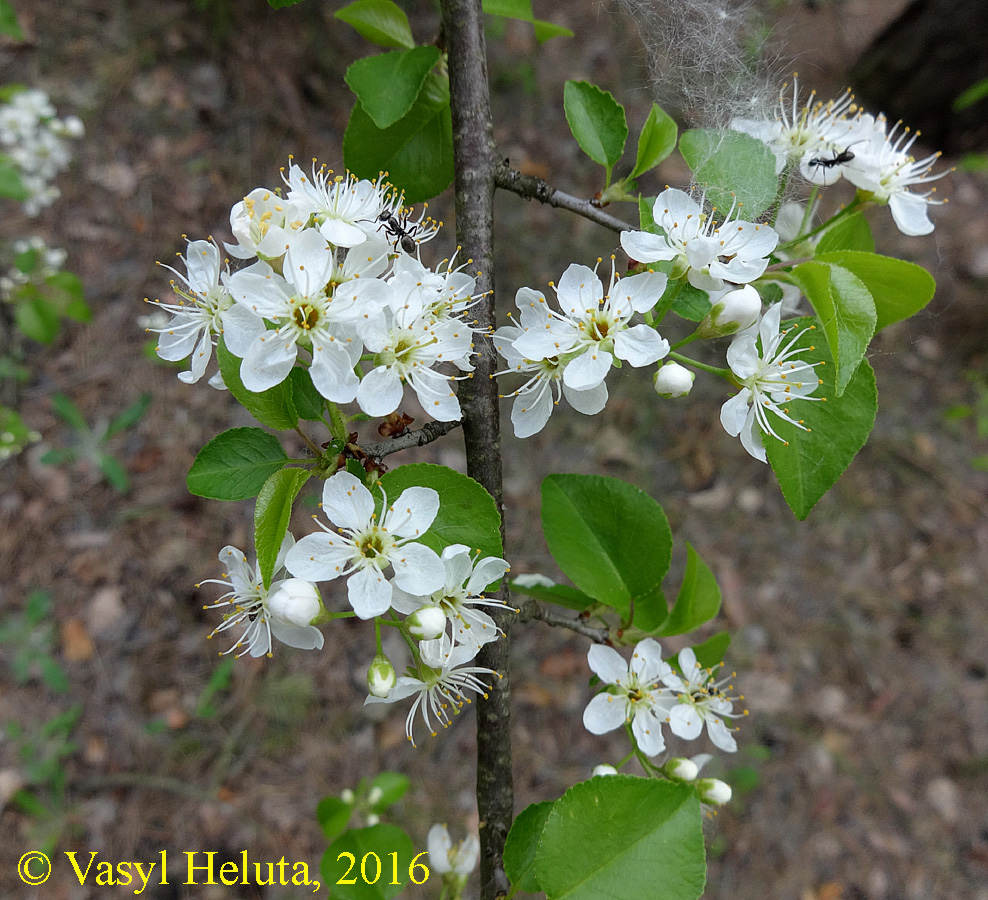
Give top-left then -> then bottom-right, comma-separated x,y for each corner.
104,392 -> 151,440
217,338 -> 298,431
255,467 -> 311,588
15,295 -> 60,343
0,0 -> 24,40
321,824 -> 414,900
334,0 -> 414,49
483,0 -> 573,42
187,427 -> 288,501
765,318 -> 878,519
816,250 -> 935,332
638,195 -> 656,232
563,81 -> 628,179
343,72 -> 453,203
631,104 -> 677,178
678,129 -> 778,218
790,261 -> 876,396
38,657 -> 69,693
954,75 -> 988,112
345,46 -> 441,129
98,453 -> 130,492
0,159 -> 26,200
541,474 -> 672,619
316,797 -> 353,842
369,771 -> 410,811
535,777 -> 705,900
690,631 -> 731,670
656,544 -> 721,636
380,463 -> 502,559
671,283 -> 711,322
815,213 -> 875,254
50,393 -> 89,431
508,579 -> 596,612
504,800 -> 555,894
288,367 -> 325,421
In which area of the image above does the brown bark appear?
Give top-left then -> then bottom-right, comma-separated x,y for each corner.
438,1 -> 513,898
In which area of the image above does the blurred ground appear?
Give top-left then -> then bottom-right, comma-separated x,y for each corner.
1,1 -> 987,899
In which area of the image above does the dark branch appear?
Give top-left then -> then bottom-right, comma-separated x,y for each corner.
494,162 -> 633,234
440,2 -> 513,898
360,420 -> 461,460
515,597 -> 610,643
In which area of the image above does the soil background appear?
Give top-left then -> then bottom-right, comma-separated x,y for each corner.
1,1 -> 987,899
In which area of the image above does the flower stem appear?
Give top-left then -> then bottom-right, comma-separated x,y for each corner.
669,352 -> 731,379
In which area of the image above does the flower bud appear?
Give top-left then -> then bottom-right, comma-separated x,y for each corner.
698,285 -> 762,338
367,654 -> 397,698
368,786 -> 383,805
696,778 -> 732,806
663,757 -> 699,783
592,764 -> 618,777
268,578 -> 321,627
341,789 -> 355,804
406,606 -> 447,641
653,362 -> 695,398
366,813 -> 380,826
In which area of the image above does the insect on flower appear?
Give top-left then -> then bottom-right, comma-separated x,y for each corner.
374,209 -> 419,254
806,145 -> 857,170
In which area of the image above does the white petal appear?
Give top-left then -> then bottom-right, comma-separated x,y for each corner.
620,230 -> 675,264
356,365 -> 404,417
427,826 -> 453,875
889,190 -> 934,236
562,347 -> 612,392
668,704 -> 704,740
720,390 -> 752,438
631,639 -> 669,682
613,325 -> 670,367
322,472 -> 374,530
706,716 -> 738,752
511,381 -> 555,438
583,692 -> 628,735
270,619 -> 325,651
632,707 -> 667,756
563,380 -> 608,416
221,303 -> 267,357
348,566 -> 393,619
310,340 -> 359,403
386,486 -> 440,538
612,270 -> 668,314
285,229 -> 334,297
241,331 -> 297,392
391,542 -> 445,595
556,264 -> 604,316
285,532 -> 354,580
466,556 -> 510,594
739,406 -> 767,463
587,643 -> 629,684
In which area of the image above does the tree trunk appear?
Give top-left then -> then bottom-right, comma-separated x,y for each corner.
850,0 -> 988,152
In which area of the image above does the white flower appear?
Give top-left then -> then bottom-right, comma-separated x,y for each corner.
621,189 -> 778,292
731,76 -> 862,185
427,824 -> 479,877
582,639 -> 675,757
198,539 -> 324,658
364,635 -> 496,745
225,229 -> 389,401
720,303 -> 823,462
493,288 -> 608,438
149,239 -> 264,385
841,116 -> 949,236
660,647 -> 741,753
391,544 -> 511,651
510,260 -> 670,393
224,187 -> 304,260
284,162 -> 395,248
285,471 -> 445,620
653,362 -> 695,398
700,284 -> 763,337
267,578 -> 322,627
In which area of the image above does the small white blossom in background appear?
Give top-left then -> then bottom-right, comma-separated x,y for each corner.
0,88 -> 83,216
364,634 -> 497,745
592,764 -> 619,777
621,189 -> 778,292
654,361 -> 695,398
0,236 -> 67,299
198,538 -> 325,658
428,823 -> 478,899
660,647 -> 743,753
286,470 -> 445,620
583,639 -> 674,756
720,303 -> 823,462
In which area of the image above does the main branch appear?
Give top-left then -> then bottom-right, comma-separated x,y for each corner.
439,2 -> 513,898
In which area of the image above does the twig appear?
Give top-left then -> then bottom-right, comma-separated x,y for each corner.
360,420 -> 461,460
494,162 -> 632,234
440,2 -> 512,897
515,597 -> 610,643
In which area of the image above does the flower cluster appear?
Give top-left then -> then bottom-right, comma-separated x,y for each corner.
1,236 -> 67,300
151,160 -> 479,416
732,77 -> 948,236
0,88 -> 84,216
583,639 -> 743,758
494,259 -> 670,436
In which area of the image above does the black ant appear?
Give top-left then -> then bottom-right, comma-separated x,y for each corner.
374,210 -> 419,254
807,146 -> 857,170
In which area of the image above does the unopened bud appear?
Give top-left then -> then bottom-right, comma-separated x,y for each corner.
696,778 -> 732,806
368,786 -> 383,805
592,764 -> 618,777
653,362 -> 695,398
341,789 -> 355,804
406,606 -> 447,641
268,579 -> 321,627
664,757 -> 699,783
366,813 -> 380,826
367,654 -> 397,698
698,285 -> 762,338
